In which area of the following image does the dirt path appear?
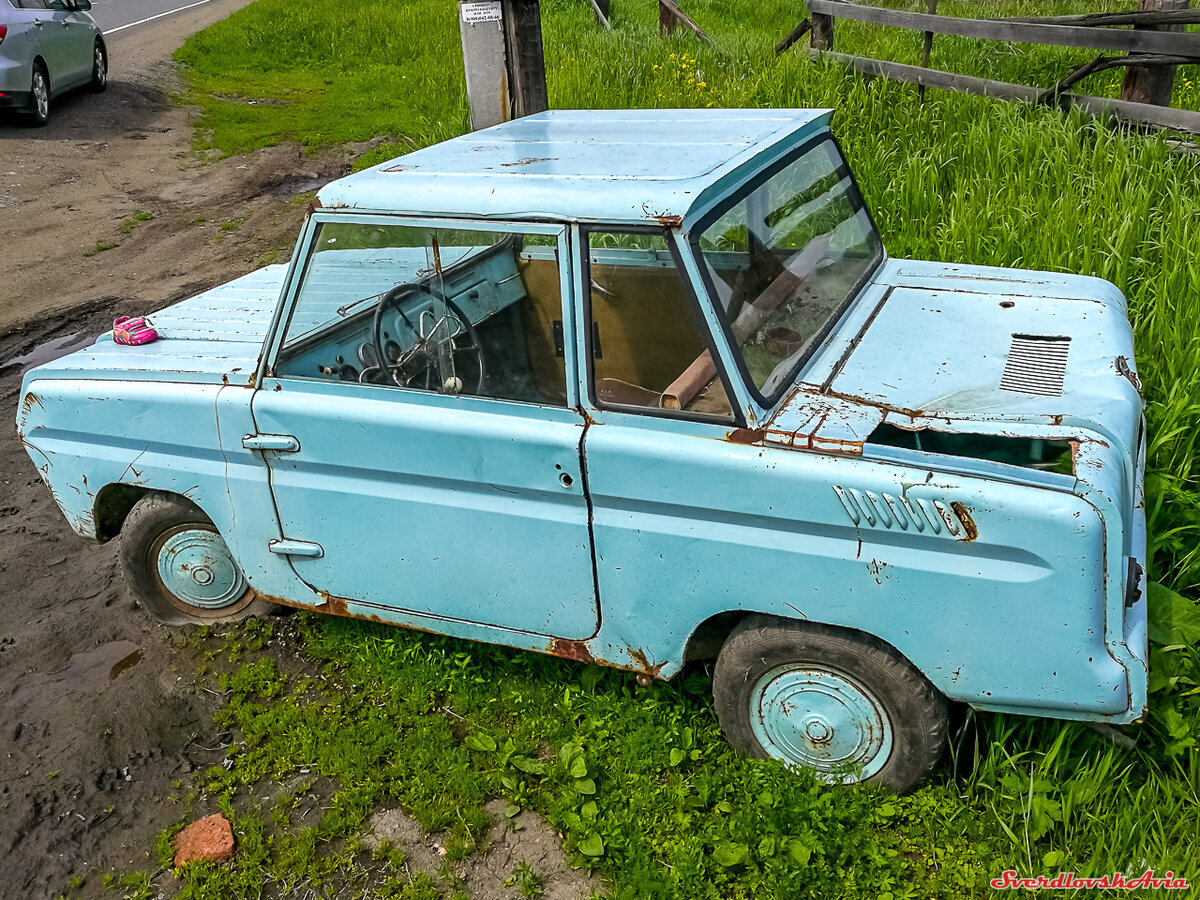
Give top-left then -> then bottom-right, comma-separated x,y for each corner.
0,5 -> 358,896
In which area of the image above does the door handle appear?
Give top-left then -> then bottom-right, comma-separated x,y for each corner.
34,18 -> 43,25
242,433 -> 300,452
268,539 -> 323,558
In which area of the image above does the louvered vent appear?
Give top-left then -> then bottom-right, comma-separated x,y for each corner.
999,334 -> 1071,397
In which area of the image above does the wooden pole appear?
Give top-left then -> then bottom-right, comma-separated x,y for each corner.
775,18 -> 812,55
658,0 -> 712,44
811,11 -> 834,51
1122,0 -> 1191,106
501,0 -> 549,117
590,0 -> 611,29
918,0 -> 937,102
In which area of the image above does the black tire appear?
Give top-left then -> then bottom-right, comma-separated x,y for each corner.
120,492 -> 276,626
90,41 -> 107,93
713,616 -> 947,793
28,63 -> 50,126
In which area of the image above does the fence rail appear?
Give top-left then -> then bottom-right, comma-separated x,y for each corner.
799,0 -> 1200,135
806,0 -> 1200,55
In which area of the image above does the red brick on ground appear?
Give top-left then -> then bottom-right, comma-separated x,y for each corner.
173,813 -> 235,867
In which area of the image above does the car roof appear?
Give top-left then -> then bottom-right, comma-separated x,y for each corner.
316,108 -> 833,226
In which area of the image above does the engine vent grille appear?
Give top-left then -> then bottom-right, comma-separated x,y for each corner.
999,334 -> 1071,397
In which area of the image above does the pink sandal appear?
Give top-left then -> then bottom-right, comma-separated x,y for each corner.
112,316 -> 158,346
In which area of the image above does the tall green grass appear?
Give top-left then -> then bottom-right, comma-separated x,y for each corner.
170,1 -> 1200,896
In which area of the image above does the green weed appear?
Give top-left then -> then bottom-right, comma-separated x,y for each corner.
84,238 -> 118,257
118,211 -> 153,235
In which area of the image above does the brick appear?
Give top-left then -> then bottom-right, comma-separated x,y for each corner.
173,813 -> 235,867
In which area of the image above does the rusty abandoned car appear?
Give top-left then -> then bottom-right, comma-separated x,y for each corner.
17,109 -> 1147,790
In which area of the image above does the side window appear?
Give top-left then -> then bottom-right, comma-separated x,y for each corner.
585,230 -> 733,421
275,222 -> 568,407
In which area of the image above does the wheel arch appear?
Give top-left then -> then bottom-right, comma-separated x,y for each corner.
32,54 -> 49,89
682,609 -> 936,694
94,485 -> 207,542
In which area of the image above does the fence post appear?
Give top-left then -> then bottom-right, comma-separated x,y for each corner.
1121,0 -> 1190,106
501,0 -> 549,118
811,11 -> 835,50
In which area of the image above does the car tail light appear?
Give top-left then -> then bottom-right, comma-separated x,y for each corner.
0,25 -> 8,46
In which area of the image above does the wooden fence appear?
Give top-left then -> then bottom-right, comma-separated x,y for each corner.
790,0 -> 1200,134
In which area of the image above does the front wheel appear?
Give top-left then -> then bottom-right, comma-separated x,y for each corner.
713,617 -> 947,793
120,493 -> 276,625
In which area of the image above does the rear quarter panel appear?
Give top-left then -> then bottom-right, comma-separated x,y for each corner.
584,426 -> 1131,720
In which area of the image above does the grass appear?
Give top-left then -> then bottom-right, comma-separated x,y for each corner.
118,211 -> 153,235
158,1 -> 1200,897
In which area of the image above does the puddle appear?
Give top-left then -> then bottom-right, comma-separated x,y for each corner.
109,649 -> 144,681
10,640 -> 143,706
4,332 -> 94,374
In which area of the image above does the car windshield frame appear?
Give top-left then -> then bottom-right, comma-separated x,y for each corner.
688,134 -> 885,410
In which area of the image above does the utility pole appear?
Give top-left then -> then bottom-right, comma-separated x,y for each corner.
458,0 -> 548,131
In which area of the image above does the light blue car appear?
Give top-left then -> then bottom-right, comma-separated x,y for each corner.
16,110 -> 1147,791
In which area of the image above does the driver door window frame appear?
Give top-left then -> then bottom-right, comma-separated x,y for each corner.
258,212 -> 582,413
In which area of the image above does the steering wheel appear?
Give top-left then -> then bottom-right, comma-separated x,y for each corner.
371,283 -> 486,395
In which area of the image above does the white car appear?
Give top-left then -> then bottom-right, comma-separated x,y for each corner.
0,0 -> 106,125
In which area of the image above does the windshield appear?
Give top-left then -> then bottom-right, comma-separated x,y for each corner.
694,138 -> 883,404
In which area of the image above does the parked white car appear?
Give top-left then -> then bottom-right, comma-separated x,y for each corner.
0,0 -> 106,125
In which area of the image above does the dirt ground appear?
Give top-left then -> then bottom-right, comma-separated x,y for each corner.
0,3 -> 362,896
0,9 -> 605,899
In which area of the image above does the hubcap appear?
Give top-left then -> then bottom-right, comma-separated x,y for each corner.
156,528 -> 248,609
95,49 -> 105,85
750,664 -> 893,783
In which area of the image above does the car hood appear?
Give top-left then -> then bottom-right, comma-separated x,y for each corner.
767,260 -> 1143,464
18,266 -> 285,391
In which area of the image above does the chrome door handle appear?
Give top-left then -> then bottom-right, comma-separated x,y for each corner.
242,433 -> 300,452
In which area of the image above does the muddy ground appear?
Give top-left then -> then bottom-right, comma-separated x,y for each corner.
0,3 -> 358,896
0,7 -> 606,898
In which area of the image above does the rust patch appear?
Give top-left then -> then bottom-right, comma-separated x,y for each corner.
317,591 -> 350,617
21,392 -> 44,416
549,638 -> 595,664
950,501 -> 978,542
1050,414 -> 1063,426
727,427 -> 765,445
221,374 -> 229,386
305,195 -> 321,218
655,214 -> 683,228
765,427 -> 863,455
627,647 -> 665,679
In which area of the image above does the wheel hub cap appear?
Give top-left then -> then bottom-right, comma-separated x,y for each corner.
156,529 -> 247,608
750,664 -> 893,782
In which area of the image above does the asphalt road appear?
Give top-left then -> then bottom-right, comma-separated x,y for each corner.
91,0 -> 225,35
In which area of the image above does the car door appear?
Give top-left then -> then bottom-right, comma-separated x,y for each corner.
55,0 -> 94,84
250,216 -> 599,639
21,0 -> 78,86
573,225 -> 750,651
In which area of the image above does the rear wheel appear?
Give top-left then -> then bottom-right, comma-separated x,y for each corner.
90,42 -> 107,92
120,493 -> 276,625
713,616 -> 947,792
28,63 -> 50,126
